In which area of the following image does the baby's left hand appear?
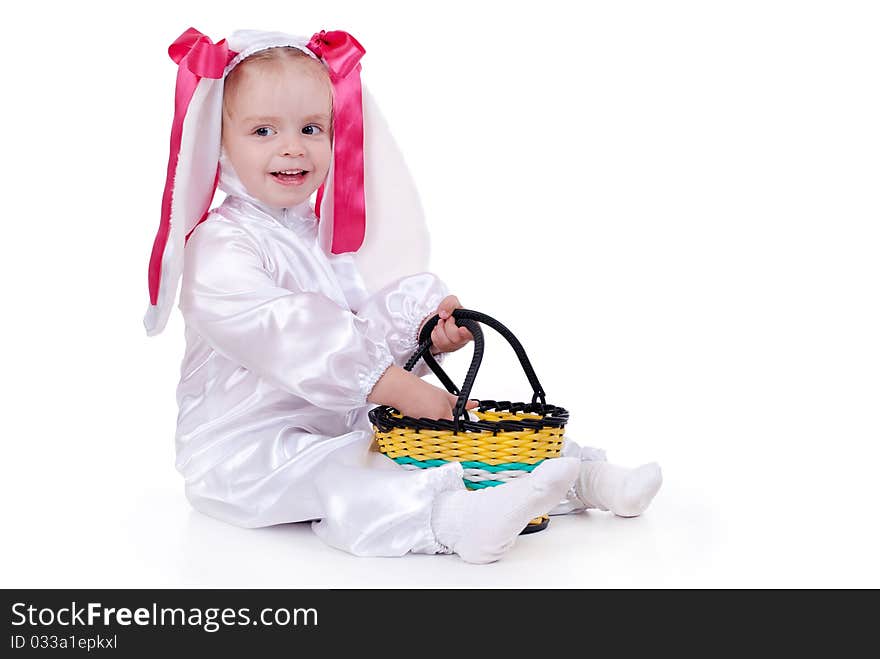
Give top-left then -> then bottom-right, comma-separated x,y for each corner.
420,295 -> 474,355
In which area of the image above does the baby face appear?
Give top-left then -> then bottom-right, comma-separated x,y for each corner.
222,56 -> 333,209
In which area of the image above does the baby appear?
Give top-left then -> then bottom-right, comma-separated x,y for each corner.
148,28 -> 662,564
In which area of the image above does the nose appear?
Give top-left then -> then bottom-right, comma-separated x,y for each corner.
280,131 -> 306,157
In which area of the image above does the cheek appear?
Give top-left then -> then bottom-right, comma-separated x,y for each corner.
315,142 -> 333,175
223,137 -> 248,171
230,143 -> 265,179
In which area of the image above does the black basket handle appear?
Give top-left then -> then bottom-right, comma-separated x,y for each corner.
403,308 -> 548,430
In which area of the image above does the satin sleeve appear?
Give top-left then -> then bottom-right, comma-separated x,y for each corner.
179,222 -> 395,415
334,258 -> 450,379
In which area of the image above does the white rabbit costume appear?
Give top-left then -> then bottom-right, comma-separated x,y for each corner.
145,28 -> 604,557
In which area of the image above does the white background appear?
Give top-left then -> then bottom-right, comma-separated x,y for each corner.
1,0 -> 877,588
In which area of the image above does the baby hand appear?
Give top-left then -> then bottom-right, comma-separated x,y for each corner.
368,365 -> 479,421
420,295 -> 474,355
399,377 -> 480,421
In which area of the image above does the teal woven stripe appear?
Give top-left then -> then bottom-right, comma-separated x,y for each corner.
393,456 -> 449,469
392,456 -> 544,473
461,461 -> 541,473
465,479 -> 504,489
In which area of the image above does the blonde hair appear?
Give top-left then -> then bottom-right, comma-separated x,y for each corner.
222,47 -> 334,133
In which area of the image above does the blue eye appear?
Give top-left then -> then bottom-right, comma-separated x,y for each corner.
302,125 -> 322,136
254,127 -> 276,137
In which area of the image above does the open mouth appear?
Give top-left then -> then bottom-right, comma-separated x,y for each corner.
270,169 -> 309,184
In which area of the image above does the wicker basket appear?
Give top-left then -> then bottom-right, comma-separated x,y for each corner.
369,309 -> 569,534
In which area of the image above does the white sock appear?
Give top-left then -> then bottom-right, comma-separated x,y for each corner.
576,461 -> 663,518
432,457 -> 580,564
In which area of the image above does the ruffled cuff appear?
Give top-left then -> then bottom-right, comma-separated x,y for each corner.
358,343 -> 395,407
389,284 -> 448,378
353,273 -> 452,378
414,462 -> 466,555
398,290 -> 447,353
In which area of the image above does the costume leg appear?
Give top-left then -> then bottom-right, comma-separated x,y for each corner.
548,437 -> 609,515
576,460 -> 663,517
550,436 -> 662,517
312,446 -> 580,562
182,424 -> 468,556
309,444 -> 467,557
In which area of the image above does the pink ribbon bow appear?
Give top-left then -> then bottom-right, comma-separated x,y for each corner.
148,28 -> 237,306
307,30 -> 367,254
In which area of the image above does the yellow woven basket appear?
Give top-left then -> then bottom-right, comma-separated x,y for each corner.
369,309 -> 569,534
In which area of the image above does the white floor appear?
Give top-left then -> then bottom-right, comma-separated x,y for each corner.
3,434 -> 877,588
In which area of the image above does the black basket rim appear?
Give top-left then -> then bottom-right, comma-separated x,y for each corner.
368,399 -> 569,435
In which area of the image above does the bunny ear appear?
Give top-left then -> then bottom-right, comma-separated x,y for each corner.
145,28 -> 235,336
351,86 -> 430,293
